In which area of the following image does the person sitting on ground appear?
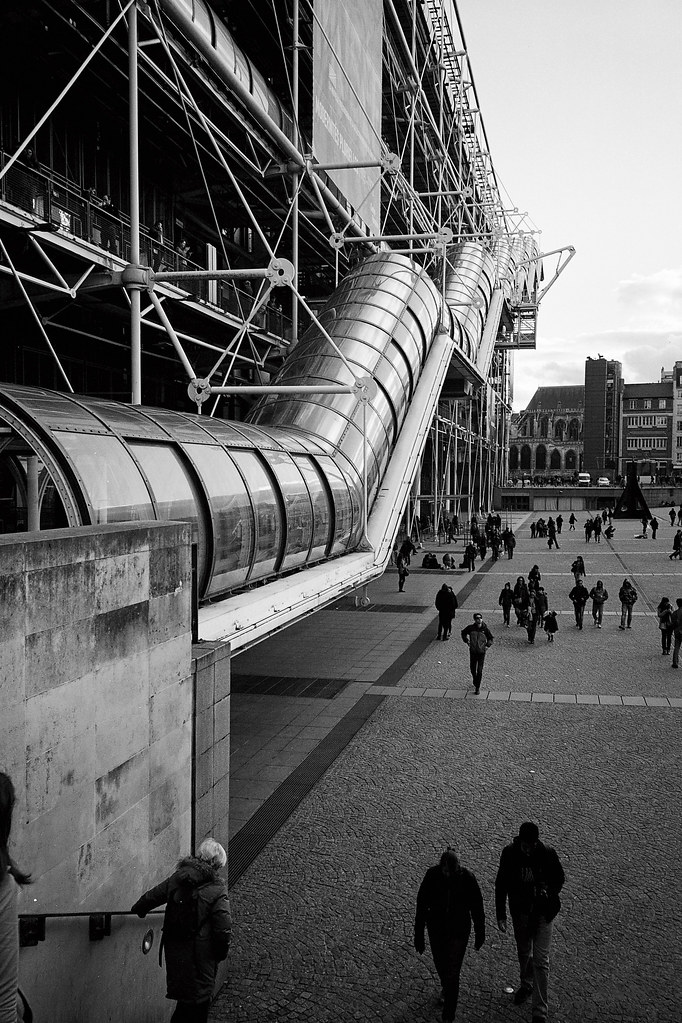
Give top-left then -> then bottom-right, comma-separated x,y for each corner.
422,552 -> 441,569
442,551 -> 453,570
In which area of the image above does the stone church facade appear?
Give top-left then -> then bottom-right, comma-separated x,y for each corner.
509,385 -> 584,477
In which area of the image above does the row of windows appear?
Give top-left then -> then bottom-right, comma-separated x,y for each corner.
626,415 -> 668,428
626,437 -> 668,450
628,399 -> 667,410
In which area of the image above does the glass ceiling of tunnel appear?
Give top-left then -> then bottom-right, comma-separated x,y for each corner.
0,384 -> 359,600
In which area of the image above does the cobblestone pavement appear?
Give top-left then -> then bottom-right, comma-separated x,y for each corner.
212,511 -> 682,1023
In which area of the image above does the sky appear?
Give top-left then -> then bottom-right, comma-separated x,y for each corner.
456,0 -> 682,410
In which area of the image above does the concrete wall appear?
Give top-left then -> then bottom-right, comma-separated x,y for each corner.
0,522 -> 199,1022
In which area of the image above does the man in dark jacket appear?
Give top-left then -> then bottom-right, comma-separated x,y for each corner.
461,613 -> 493,693
495,822 -> 565,1023
568,580 -> 589,629
132,839 -> 232,1023
435,584 -> 458,640
414,847 -> 485,1023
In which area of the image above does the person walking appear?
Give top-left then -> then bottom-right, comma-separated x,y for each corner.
495,822 -> 565,1023
546,518 -> 559,550
435,584 -> 458,640
678,505 -> 682,526
528,565 -> 542,588
584,519 -> 593,542
461,613 -> 493,694
589,580 -> 608,628
414,847 -> 485,1023
0,773 -> 33,1023
669,530 -> 682,560
543,610 -> 558,642
498,582 -> 514,627
593,516 -> 602,543
570,555 -> 585,586
650,515 -> 659,539
464,541 -> 477,572
656,596 -> 674,655
568,512 -> 576,531
132,838 -> 232,1023
506,530 -> 516,559
671,598 -> 682,668
525,585 -> 538,644
569,580 -> 589,629
669,507 -> 676,527
555,514 -> 563,535
513,576 -> 530,626
618,579 -> 638,630
397,552 -> 409,592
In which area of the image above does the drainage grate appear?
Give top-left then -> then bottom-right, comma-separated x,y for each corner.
228,694 -> 385,887
231,675 -> 350,699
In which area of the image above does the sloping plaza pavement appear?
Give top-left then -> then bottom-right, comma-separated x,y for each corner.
212,510 -> 682,1023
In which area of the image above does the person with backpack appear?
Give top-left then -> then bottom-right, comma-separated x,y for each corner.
435,583 -> 458,640
656,596 -> 674,655
131,838 -> 232,1023
461,613 -> 494,694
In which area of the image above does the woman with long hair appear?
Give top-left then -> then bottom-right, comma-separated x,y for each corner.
0,772 -> 31,1023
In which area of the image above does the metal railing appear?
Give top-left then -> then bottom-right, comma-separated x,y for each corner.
19,909 -> 162,947
0,155 -> 292,338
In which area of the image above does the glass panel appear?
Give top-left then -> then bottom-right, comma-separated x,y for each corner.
143,409 -> 227,445
0,385 -> 106,433
183,444 -> 255,596
293,456 -> 331,559
229,449 -> 282,581
129,443 -> 208,592
315,455 -> 354,553
266,452 -> 313,570
75,399 -> 169,441
58,433 -> 154,523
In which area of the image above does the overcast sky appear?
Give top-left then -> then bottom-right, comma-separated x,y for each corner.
456,0 -> 682,410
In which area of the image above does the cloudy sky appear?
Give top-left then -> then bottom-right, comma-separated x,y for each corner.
457,0 -> 682,410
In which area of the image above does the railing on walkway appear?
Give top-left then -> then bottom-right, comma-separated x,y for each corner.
0,155 -> 292,338
19,909 -> 162,948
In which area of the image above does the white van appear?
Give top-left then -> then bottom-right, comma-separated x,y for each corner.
577,472 -> 591,487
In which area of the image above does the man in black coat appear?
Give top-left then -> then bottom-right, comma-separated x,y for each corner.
495,822 -> 565,1023
414,848 -> 485,1023
435,584 -> 458,640
569,580 -> 589,629
132,838 -> 232,1023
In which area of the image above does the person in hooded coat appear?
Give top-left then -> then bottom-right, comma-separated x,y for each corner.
132,838 -> 232,1023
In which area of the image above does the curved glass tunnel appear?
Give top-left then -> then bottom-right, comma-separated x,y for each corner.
0,248 -> 495,599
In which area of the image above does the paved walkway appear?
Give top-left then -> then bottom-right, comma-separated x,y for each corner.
213,509 -> 682,1023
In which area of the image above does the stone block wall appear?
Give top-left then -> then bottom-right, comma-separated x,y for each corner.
0,522 -> 195,1022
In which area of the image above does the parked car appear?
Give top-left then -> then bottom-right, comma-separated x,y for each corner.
597,477 -> 610,487
577,472 -> 591,487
